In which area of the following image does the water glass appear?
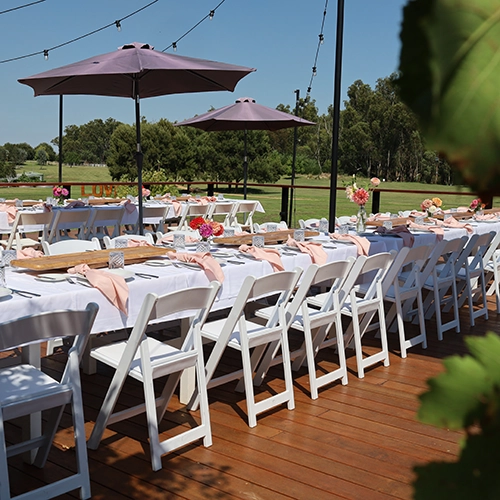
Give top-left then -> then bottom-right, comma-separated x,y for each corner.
15,199 -> 23,208
223,227 -> 235,237
415,216 -> 424,225
339,224 -> 349,235
0,198 -> 5,203
266,223 -> 278,233
252,235 -> 265,248
383,220 -> 393,230
0,266 -> 5,288
114,238 -> 128,248
173,233 -> 185,250
444,213 -> 453,220
2,250 -> 17,267
108,251 -> 125,269
217,193 -> 224,201
319,218 -> 329,234
293,229 -> 305,242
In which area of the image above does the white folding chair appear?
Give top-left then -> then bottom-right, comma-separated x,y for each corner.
453,231 -> 495,326
84,206 -> 125,240
253,258 -> 357,399
231,201 -> 259,232
421,236 -> 468,340
0,303 -> 98,500
298,218 -> 320,230
340,252 -> 396,378
481,231 -> 500,313
0,211 -> 54,250
42,237 -> 101,255
207,201 -> 237,227
192,269 -> 302,427
102,233 -> 154,249
48,208 -> 92,242
175,203 -> 212,231
87,282 -> 220,471
253,221 -> 288,233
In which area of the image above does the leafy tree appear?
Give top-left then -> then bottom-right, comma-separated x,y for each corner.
35,142 -> 56,162
35,147 -> 48,165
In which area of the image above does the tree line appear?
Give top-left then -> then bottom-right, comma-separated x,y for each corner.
1,74 -> 454,185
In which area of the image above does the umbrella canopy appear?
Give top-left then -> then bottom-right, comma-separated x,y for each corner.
19,42 -> 255,233
175,97 -> 315,197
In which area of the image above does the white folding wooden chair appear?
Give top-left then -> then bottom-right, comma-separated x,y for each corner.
176,203 -> 212,231
0,210 -> 54,250
191,269 -> 302,427
0,303 -> 98,500
42,237 -> 101,255
480,231 -> 500,313
84,206 -> 125,240
253,258 -> 357,399
102,233 -> 154,249
87,282 -> 220,471
48,208 -> 92,242
253,221 -> 288,233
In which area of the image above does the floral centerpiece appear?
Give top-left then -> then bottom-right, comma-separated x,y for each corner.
345,175 -> 380,233
189,217 -> 224,251
142,187 -> 151,199
420,197 -> 443,217
52,185 -> 69,204
469,198 -> 485,213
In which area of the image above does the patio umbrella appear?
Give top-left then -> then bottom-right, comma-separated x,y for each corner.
18,42 -> 255,233
174,97 -> 315,199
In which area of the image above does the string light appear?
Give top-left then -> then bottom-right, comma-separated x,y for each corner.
43,49 -> 48,61
306,0 -> 328,97
162,0 -> 227,52
0,0 -> 45,16
115,20 -> 122,32
0,0 -> 159,64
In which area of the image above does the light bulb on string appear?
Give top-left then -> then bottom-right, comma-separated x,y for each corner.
319,34 -> 324,44
209,10 -> 214,20
172,42 -> 177,52
115,20 -> 121,32
43,49 -> 48,61
312,66 -> 317,77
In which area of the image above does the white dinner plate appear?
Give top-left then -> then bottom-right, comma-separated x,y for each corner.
476,219 -> 499,223
173,261 -> 201,269
35,273 -> 70,282
106,268 -> 135,280
211,251 -> 234,258
0,287 -> 12,299
144,259 -> 173,267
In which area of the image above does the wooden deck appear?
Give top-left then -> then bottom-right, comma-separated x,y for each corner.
7,298 -> 498,499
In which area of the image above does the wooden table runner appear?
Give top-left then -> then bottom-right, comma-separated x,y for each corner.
214,229 -> 319,246
11,246 -> 173,271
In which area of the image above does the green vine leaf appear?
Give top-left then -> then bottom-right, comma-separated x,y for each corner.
398,0 -> 500,197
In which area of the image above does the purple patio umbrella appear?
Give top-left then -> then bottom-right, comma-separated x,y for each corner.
18,42 -> 255,233
175,97 -> 315,198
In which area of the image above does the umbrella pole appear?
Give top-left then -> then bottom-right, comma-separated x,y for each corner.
243,129 -> 248,200
58,95 -> 63,184
135,80 -> 144,235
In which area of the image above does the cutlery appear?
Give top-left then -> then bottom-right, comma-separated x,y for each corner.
227,260 -> 245,265
10,288 -> 41,298
66,277 -> 93,288
134,272 -> 159,279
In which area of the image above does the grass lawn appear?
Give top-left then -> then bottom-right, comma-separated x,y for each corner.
3,161 -> 493,226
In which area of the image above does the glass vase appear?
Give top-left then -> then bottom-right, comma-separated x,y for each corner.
196,239 -> 211,253
356,205 -> 367,234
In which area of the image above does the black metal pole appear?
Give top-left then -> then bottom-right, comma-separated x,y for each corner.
58,95 -> 63,183
328,0 -> 345,233
135,78 -> 144,235
288,89 -> 300,228
243,129 -> 248,200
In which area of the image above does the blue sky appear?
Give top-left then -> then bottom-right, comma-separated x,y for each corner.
0,0 -> 407,148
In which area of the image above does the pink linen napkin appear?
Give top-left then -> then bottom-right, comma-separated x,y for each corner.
119,199 -> 136,213
475,213 -> 499,221
407,220 -> 444,241
126,238 -> 153,247
238,244 -> 284,271
64,200 -> 86,209
329,233 -> 370,256
367,213 -> 391,222
67,263 -> 129,314
374,225 -> 415,247
158,233 -> 200,244
430,216 -> 474,234
169,252 -> 225,283
171,201 -> 182,216
410,210 -> 427,217
235,231 -> 250,236
0,204 -> 17,223
17,248 -> 44,259
286,236 -> 327,265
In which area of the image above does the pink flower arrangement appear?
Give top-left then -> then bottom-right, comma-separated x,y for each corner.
469,198 -> 485,213
52,185 -> 69,203
420,197 -> 443,216
189,217 -> 224,241
142,187 -> 151,198
345,175 -> 379,207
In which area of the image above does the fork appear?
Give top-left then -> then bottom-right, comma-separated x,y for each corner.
66,276 -> 92,288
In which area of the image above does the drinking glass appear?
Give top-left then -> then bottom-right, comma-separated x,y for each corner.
2,250 -> 17,267
266,223 -> 278,233
383,220 -> 393,230
293,229 -> 305,242
339,224 -> 349,235
114,238 -> 128,248
415,216 -> 424,225
173,234 -> 185,250
217,193 -> 224,201
0,266 -> 5,288
15,199 -> 23,208
108,251 -> 125,269
319,218 -> 329,234
252,235 -> 265,248
223,228 -> 235,237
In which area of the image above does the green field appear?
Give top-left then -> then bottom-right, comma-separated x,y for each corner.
4,161 -> 489,226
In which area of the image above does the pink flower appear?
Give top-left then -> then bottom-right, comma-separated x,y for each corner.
352,188 -> 369,206
53,186 -> 62,196
198,223 -> 214,239
420,199 -> 433,210
61,188 -> 69,197
370,177 -> 381,187
142,188 -> 151,197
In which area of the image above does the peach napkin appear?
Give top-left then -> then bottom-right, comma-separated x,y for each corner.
172,201 -> 182,216
67,263 -> 128,314
169,252 -> 225,283
430,216 -> 474,234
126,238 -> 153,247
286,236 -> 327,265
475,213 -> 499,221
120,199 -> 137,213
407,220 -> 444,241
374,225 -> 415,247
367,213 -> 391,222
329,233 -> 370,256
158,233 -> 200,244
17,248 -> 44,259
0,204 -> 17,223
238,244 -> 284,271
410,210 -> 427,217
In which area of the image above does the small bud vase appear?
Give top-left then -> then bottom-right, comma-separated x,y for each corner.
356,205 -> 367,234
